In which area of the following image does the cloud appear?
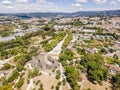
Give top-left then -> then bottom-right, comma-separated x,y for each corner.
36,0 -> 46,3
75,0 -> 88,3
0,0 -> 119,13
0,0 -> 57,13
7,6 -> 14,9
71,3 -> 82,7
94,0 -> 107,4
36,0 -> 54,5
110,1 -> 117,5
16,0 -> 29,3
1,0 -> 12,5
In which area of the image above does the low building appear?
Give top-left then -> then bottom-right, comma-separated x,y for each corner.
54,25 -> 72,30
82,29 -> 96,34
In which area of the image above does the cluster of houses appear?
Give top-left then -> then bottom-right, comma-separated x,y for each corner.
0,32 -> 24,42
0,28 -> 40,42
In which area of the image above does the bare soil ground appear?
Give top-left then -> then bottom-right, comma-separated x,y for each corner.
33,75 -> 58,90
20,69 -> 29,90
62,84 -> 69,90
31,36 -> 43,45
79,73 -> 112,90
31,36 -> 51,45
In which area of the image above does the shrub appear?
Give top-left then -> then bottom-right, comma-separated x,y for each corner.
15,78 -> 24,88
8,70 -> 19,82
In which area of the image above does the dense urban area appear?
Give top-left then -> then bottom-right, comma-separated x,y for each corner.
0,15 -> 120,90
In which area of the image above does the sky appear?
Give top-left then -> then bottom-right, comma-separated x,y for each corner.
0,0 -> 120,13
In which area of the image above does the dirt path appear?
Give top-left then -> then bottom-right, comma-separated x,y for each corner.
0,55 -> 19,68
59,63 -> 71,90
26,63 -> 34,90
48,35 -> 68,60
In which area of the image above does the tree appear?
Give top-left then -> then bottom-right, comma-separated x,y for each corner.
1,63 -> 11,70
80,53 -> 108,83
56,70 -> 60,79
16,63 -> 24,71
22,24 -> 29,29
39,83 -> 44,90
97,28 -> 103,34
112,73 -> 120,90
29,46 -> 38,54
65,49 -> 74,61
29,68 -> 39,78
15,78 -> 24,88
113,54 -> 119,60
44,32 -> 65,51
62,79 -> 66,85
36,80 -> 41,85
0,50 -> 9,59
65,66 -> 80,90
43,25 -> 50,31
62,33 -> 72,49
59,49 -> 74,62
8,69 -> 19,82
0,85 -> 12,90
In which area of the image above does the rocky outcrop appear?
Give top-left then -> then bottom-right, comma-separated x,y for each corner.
31,52 -> 58,70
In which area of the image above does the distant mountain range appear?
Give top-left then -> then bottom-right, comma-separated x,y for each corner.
0,10 -> 120,18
